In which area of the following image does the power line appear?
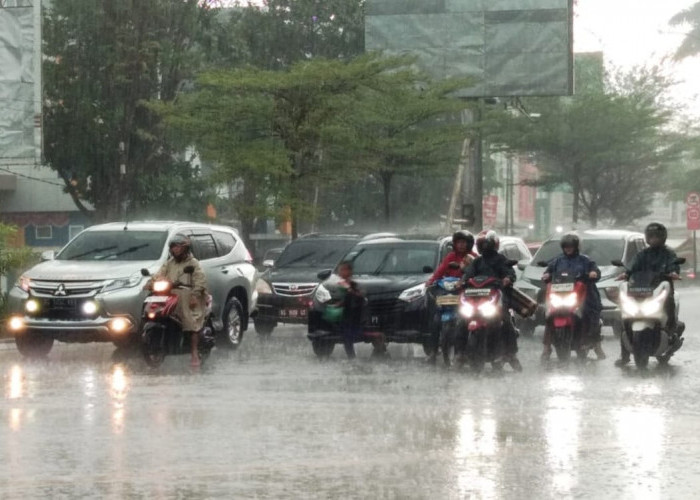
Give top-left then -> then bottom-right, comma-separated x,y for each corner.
0,166 -> 66,188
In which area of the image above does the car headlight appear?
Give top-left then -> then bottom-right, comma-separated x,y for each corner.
479,300 -> 498,317
102,273 -> 143,293
315,284 -> 332,303
399,283 -> 426,302
16,276 -> 31,292
25,299 -> 40,313
255,279 -> 273,295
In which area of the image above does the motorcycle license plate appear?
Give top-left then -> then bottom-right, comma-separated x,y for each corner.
436,295 -> 460,306
551,283 -> 574,292
464,289 -> 491,297
145,296 -> 168,303
280,308 -> 306,318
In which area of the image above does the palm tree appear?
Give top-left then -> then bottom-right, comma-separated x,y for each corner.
670,1 -> 700,60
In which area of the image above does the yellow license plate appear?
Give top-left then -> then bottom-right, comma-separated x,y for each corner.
436,295 -> 460,306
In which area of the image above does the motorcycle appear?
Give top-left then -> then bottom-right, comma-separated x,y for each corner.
429,275 -> 462,366
542,269 -> 593,362
139,266 -> 216,368
457,275 -> 508,372
613,258 -> 685,368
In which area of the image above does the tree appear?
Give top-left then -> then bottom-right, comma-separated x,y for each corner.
488,66 -> 683,226
42,0 -> 217,221
670,2 -> 700,60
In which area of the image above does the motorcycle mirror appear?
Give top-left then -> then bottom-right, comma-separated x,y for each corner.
317,269 -> 332,281
517,261 -> 527,271
536,261 -> 548,267
506,259 -> 518,267
676,257 -> 687,265
184,265 -> 195,274
423,266 -> 434,274
140,268 -> 150,277
448,262 -> 461,269
611,259 -> 624,267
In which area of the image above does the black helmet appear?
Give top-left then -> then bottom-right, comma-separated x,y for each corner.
560,233 -> 580,252
169,233 -> 191,250
476,230 -> 500,254
644,222 -> 667,247
452,230 -> 474,251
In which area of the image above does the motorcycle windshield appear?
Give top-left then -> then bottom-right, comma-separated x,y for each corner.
628,271 -> 662,294
551,271 -> 578,284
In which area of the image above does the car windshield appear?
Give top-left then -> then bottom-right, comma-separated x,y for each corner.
57,231 -> 168,261
347,243 -> 438,275
274,240 -> 356,268
533,238 -> 625,266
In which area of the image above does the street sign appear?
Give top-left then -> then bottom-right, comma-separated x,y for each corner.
688,192 -> 700,230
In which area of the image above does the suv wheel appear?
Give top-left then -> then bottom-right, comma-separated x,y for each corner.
254,319 -> 275,336
220,297 -> 244,349
312,339 -> 335,358
15,333 -> 54,358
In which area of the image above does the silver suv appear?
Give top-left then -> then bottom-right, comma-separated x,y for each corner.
7,221 -> 258,357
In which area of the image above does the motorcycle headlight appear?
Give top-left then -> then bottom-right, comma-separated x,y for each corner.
152,280 -> 172,293
399,283 -> 426,302
621,296 -> 639,316
640,290 -> 667,316
255,279 -> 273,295
16,276 -> 31,292
314,284 -> 332,304
550,292 -> 577,308
479,300 -> 498,317
459,302 -> 475,318
102,273 -> 143,293
442,281 -> 457,292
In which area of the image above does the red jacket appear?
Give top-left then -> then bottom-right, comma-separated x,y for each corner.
427,251 -> 476,285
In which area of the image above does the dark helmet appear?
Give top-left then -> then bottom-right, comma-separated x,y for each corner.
169,233 -> 191,250
644,222 -> 667,247
452,230 -> 474,251
476,229 -> 500,254
560,233 -> 580,252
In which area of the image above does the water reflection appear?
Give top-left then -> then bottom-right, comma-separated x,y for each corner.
544,375 -> 583,495
109,364 -> 129,434
6,365 -> 23,400
614,405 -> 664,498
454,408 -> 499,498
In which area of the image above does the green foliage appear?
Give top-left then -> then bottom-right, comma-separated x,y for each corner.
0,224 -> 36,278
670,2 -> 700,60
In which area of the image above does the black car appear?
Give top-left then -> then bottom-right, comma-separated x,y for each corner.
307,237 -> 452,357
254,234 -> 378,335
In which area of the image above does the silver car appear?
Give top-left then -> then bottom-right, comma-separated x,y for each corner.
7,221 -> 258,357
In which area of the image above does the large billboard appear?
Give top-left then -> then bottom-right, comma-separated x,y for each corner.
366,0 -> 573,97
0,0 -> 41,164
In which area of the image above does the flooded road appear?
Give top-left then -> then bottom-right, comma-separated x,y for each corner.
3,288 -> 700,499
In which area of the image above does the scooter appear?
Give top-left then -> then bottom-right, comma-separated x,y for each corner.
543,269 -> 593,362
458,275 -> 507,372
429,276 -> 462,366
139,266 -> 215,368
613,258 -> 685,368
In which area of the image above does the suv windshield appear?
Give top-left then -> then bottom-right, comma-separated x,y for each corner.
275,239 -> 356,268
534,238 -> 625,266
348,243 -> 438,275
58,231 -> 168,261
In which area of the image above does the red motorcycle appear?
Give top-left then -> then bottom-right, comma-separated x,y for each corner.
140,267 -> 215,368
543,270 -> 592,362
457,276 -> 507,372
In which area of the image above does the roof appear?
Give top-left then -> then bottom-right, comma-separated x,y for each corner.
84,221 -> 239,234
543,229 -> 644,242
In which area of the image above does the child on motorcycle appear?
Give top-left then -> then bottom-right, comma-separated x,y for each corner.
462,230 -> 522,371
541,233 -> 606,362
614,222 -> 684,367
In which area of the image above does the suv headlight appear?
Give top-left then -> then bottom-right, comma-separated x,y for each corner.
16,276 -> 31,292
315,284 -> 332,303
102,273 -> 143,293
399,283 -> 426,302
255,279 -> 273,295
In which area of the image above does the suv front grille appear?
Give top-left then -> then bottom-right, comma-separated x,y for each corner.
272,283 -> 317,297
368,297 -> 403,316
29,280 -> 104,298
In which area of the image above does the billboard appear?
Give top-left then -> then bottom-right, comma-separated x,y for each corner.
0,1 -> 41,164
366,0 -> 573,97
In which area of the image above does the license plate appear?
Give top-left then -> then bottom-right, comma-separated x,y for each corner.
46,298 -> 78,309
436,295 -> 460,306
370,315 -> 380,326
551,283 -> 574,292
281,308 -> 306,318
145,296 -> 168,303
464,288 -> 491,297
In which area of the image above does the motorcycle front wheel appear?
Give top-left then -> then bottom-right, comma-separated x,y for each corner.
141,322 -> 166,368
553,326 -> 573,362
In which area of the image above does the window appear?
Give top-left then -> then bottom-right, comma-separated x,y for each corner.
624,240 -> 641,267
191,233 -> 218,260
35,225 -> 52,240
69,225 -> 84,241
213,230 -> 236,256
57,230 -> 168,261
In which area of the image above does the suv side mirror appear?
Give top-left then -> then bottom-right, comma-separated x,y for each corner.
317,269 -> 332,281
184,265 -> 195,274
517,261 -> 528,271
140,268 -> 151,277
40,250 -> 55,261
611,259 -> 624,267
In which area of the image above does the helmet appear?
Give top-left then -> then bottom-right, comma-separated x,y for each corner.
560,233 -> 580,252
644,222 -> 667,247
169,233 -> 191,250
452,230 -> 474,251
476,230 -> 499,254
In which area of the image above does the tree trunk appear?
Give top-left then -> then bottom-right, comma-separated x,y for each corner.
381,171 -> 393,224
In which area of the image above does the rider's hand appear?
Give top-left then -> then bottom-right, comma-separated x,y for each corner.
615,273 -> 627,281
588,271 -> 598,280
541,273 -> 550,282
502,277 -> 512,287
